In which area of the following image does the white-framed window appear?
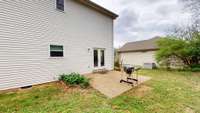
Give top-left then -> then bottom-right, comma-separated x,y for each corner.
50,45 -> 64,57
56,0 -> 64,11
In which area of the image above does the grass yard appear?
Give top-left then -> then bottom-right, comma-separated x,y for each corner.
0,70 -> 200,113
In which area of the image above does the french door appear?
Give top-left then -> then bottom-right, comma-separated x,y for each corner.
94,49 -> 105,68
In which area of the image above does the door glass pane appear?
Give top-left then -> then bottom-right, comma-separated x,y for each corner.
101,50 -> 105,66
94,50 -> 98,67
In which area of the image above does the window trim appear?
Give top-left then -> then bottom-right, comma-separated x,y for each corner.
49,45 -> 64,58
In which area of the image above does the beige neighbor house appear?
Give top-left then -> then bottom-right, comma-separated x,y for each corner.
0,0 -> 118,90
118,37 -> 160,68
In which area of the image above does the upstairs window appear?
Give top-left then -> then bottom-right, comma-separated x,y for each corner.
56,0 -> 64,11
50,45 -> 64,57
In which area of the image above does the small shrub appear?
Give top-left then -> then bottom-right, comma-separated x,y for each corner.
176,64 -> 200,72
191,67 -> 200,72
59,73 -> 90,88
114,60 -> 121,71
190,64 -> 200,68
80,78 -> 90,88
190,64 -> 200,72
114,60 -> 120,68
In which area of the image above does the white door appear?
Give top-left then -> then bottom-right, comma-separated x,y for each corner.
93,49 -> 105,69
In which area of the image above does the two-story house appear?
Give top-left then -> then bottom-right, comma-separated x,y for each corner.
0,0 -> 118,90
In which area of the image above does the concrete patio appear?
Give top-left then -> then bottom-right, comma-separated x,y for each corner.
86,71 -> 151,98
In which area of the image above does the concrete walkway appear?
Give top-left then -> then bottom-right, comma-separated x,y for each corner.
86,71 -> 151,98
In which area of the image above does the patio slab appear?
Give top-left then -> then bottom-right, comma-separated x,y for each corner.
86,71 -> 151,98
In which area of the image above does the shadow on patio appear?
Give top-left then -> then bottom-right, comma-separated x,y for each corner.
86,71 -> 151,98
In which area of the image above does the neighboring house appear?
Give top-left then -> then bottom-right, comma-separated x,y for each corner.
0,0 -> 118,90
118,37 -> 159,68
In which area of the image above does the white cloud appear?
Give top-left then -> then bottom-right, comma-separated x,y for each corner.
91,0 -> 192,48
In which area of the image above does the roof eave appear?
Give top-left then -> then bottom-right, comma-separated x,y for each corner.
75,0 -> 118,19
118,48 -> 159,53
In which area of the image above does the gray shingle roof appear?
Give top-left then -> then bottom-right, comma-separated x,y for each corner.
118,37 -> 160,53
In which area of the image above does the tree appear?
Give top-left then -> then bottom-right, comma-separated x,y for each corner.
180,0 -> 200,25
188,33 -> 200,65
172,0 -> 200,40
156,35 -> 200,69
156,37 -> 189,68
157,0 -> 200,70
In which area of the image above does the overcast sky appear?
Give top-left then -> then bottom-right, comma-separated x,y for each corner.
91,0 -> 192,48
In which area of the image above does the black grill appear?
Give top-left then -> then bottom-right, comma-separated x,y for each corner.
120,65 -> 141,86
123,65 -> 134,75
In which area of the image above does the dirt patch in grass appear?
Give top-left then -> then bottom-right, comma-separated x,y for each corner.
55,81 -> 97,99
193,72 -> 200,76
0,82 -> 92,97
185,107 -> 195,113
126,85 -> 152,98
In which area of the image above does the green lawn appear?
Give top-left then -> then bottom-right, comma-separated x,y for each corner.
0,70 -> 200,113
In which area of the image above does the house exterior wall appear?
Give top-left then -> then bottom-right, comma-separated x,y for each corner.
119,51 -> 157,66
0,0 -> 114,90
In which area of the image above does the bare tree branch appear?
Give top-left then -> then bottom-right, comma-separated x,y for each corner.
180,0 -> 200,28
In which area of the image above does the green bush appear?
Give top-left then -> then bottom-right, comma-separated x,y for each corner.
114,60 -> 120,68
156,36 -> 200,69
80,78 -> 90,88
190,64 -> 200,72
59,73 -> 90,88
191,67 -> 200,72
177,64 -> 200,72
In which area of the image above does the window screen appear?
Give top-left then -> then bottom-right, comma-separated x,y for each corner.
50,45 -> 64,57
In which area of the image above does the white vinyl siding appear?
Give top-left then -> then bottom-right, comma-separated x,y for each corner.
120,51 -> 157,66
0,0 -> 114,90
